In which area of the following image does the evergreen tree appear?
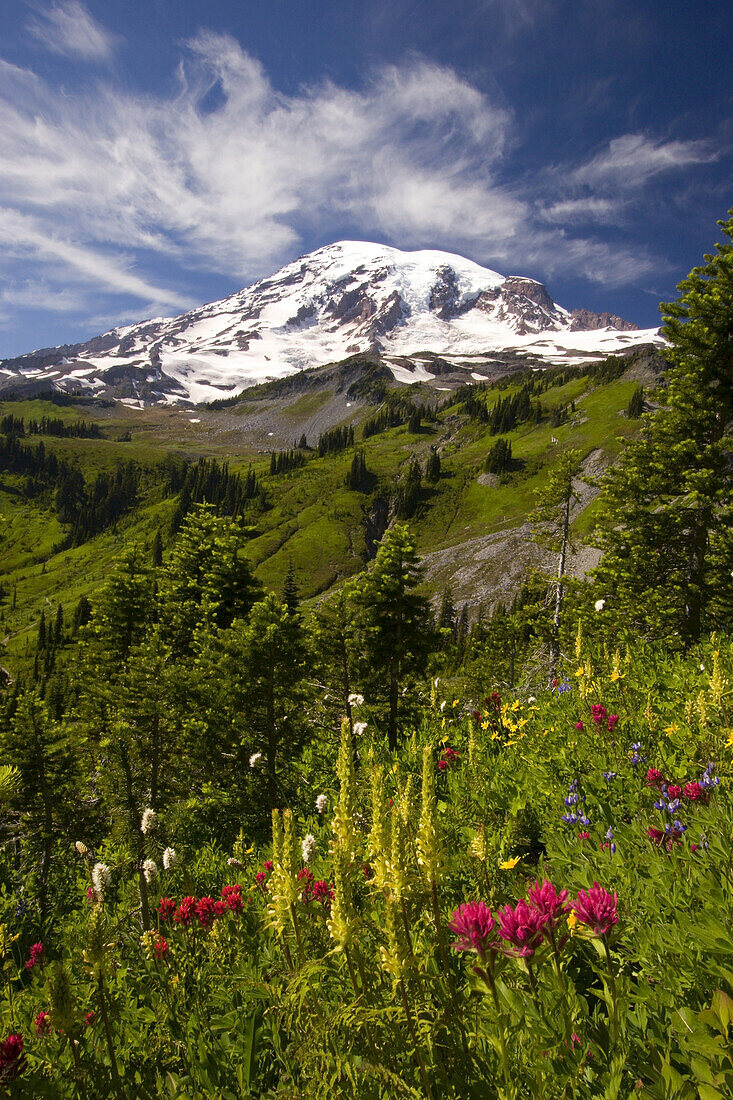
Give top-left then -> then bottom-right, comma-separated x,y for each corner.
593,211 -> 733,641
311,587 -> 360,733
283,559 -> 299,614
352,525 -> 431,750
157,506 -> 260,657
72,594 -> 91,634
425,447 -> 441,483
152,529 -> 163,567
393,457 -> 422,519
0,693 -> 76,924
437,586 -> 456,636
626,386 -> 644,418
344,450 -> 371,491
220,594 -> 309,810
485,438 -> 512,475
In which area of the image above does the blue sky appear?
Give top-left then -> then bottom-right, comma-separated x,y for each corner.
0,0 -> 730,356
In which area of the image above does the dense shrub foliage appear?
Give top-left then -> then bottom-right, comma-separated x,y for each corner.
0,638 -> 731,1097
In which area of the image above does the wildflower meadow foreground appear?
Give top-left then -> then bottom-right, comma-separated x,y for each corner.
1,636 -> 732,1098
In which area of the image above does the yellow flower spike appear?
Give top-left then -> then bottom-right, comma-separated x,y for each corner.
417,744 -> 444,885
499,856 -> 520,870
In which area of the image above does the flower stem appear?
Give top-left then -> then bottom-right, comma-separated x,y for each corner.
603,938 -> 618,1045
289,902 -> 306,966
485,965 -> 513,1099
399,978 -> 434,1100
97,974 -> 124,1099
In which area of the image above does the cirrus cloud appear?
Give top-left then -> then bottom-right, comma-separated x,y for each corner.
0,22 -> 720,344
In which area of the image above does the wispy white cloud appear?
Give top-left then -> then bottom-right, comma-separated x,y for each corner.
26,0 -> 119,62
537,197 -> 626,225
0,208 -> 190,308
0,31 -> 718,337
572,133 -> 718,188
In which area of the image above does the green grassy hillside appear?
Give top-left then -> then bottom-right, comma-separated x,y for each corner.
0,354 -> 657,673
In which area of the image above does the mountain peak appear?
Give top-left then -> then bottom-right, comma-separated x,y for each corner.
0,241 -> 662,405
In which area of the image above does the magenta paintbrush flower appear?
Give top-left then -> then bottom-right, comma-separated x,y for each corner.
527,879 -> 570,930
572,882 -> 618,937
497,898 -> 547,957
448,901 -> 497,961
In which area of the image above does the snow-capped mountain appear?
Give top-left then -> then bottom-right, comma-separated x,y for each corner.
0,241 -> 662,405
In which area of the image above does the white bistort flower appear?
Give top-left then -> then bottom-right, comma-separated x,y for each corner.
162,847 -> 176,871
353,721 -> 367,737
348,693 -> 365,707
75,841 -> 88,856
141,808 -> 157,835
92,862 -> 111,899
249,752 -> 263,768
594,598 -> 606,612
143,859 -> 158,885
315,794 -> 328,814
302,834 -> 317,863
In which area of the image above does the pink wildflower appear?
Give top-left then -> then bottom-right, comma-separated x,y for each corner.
255,871 -> 266,886
0,1033 -> 25,1080
684,782 -> 704,802
574,721 -> 584,730
25,942 -> 44,970
263,860 -> 273,873
572,883 -> 618,937
158,897 -> 176,922
173,896 -> 197,926
448,901 -> 497,961
437,759 -> 447,772
195,897 -> 218,929
34,1012 -> 51,1038
667,784 -> 682,800
647,826 -> 664,844
84,1012 -> 95,1028
154,937 -> 169,960
497,898 -> 546,957
646,769 -> 664,788
309,879 -> 334,905
527,880 -> 570,931
578,831 -> 590,842
590,704 -> 608,725
607,715 -> 619,732
222,884 -> 243,913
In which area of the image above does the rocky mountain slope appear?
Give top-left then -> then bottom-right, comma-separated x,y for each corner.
0,241 -> 662,405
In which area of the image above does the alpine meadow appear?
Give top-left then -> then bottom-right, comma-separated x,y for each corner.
0,4 -> 732,1097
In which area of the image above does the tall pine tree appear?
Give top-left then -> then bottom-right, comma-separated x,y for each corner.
593,211 -> 733,641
